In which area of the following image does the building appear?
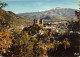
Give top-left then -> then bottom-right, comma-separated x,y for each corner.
33,19 -> 43,26
33,19 -> 68,33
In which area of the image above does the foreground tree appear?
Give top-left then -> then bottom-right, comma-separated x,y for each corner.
0,1 -> 8,9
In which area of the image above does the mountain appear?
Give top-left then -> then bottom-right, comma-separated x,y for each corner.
18,8 -> 77,20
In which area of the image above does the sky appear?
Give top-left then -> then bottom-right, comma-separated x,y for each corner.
1,0 -> 80,14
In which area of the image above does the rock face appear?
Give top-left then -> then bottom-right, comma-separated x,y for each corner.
18,8 -> 77,20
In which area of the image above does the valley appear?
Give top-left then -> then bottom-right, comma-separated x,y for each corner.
0,4 -> 80,57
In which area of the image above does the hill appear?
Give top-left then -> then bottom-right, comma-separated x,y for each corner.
18,8 -> 77,20
0,9 -> 33,31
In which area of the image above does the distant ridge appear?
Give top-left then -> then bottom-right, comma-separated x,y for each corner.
18,8 -> 77,20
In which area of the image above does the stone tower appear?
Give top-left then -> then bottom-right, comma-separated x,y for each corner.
39,19 -> 43,26
33,19 -> 43,26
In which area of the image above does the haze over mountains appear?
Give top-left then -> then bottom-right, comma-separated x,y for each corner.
18,8 -> 77,20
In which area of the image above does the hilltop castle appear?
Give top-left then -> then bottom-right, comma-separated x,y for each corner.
33,19 -> 43,26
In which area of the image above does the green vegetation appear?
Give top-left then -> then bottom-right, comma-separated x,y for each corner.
0,2 -> 79,57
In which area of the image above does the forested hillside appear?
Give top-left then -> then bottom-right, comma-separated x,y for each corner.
0,2 -> 79,57
0,9 -> 33,31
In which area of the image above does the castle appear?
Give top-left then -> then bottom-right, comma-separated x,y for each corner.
33,19 -> 43,26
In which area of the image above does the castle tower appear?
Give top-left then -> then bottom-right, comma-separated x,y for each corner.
39,19 -> 43,26
33,19 -> 39,25
33,19 -> 36,25
33,19 -> 43,26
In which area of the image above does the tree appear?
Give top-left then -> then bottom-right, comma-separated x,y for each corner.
67,21 -> 79,32
0,31 -> 14,56
0,1 -> 8,9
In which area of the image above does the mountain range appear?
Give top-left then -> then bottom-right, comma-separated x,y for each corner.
18,8 -> 77,20
0,8 -> 78,31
